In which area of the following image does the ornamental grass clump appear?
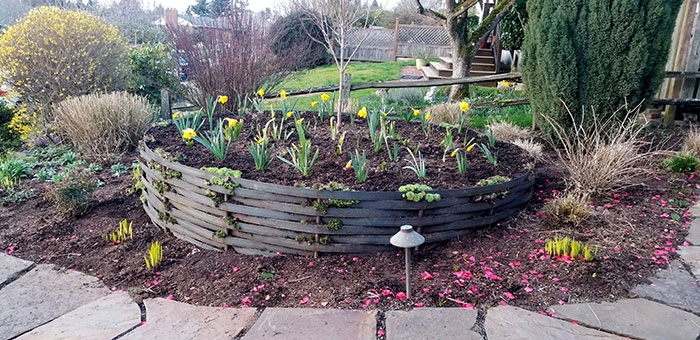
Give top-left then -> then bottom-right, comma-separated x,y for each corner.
664,153 -> 700,174
53,92 -> 154,161
489,121 -> 531,142
682,127 -> 700,156
144,241 -> 163,270
542,103 -> 654,195
543,192 -> 591,226
513,139 -> 544,162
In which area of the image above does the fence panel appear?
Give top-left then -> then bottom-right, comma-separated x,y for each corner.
339,25 -> 451,62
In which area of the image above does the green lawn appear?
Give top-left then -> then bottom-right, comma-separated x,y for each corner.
270,61 -> 532,129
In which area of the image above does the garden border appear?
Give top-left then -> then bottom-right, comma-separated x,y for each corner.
138,143 -> 535,256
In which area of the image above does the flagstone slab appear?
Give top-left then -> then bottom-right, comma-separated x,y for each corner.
17,291 -> 141,340
547,298 -> 700,340
0,253 -> 33,284
243,308 -> 376,340
632,260 -> 700,314
385,308 -> 481,340
687,218 -> 700,245
678,246 -> 700,277
120,298 -> 256,340
0,264 -> 110,339
485,305 -> 625,340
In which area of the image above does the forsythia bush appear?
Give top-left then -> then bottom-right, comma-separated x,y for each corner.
0,7 -> 129,128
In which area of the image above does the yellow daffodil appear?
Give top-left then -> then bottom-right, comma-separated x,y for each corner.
296,118 -> 303,125
218,96 -> 228,104
287,111 -> 293,118
466,144 -> 475,152
425,113 -> 431,120
413,109 -> 420,116
320,93 -> 329,101
226,118 -> 238,128
280,89 -> 287,99
358,107 -> 367,119
345,160 -> 352,169
382,111 -> 387,116
459,102 -> 470,112
500,80 -> 511,87
451,149 -> 458,157
311,101 -> 318,107
182,128 -> 196,140
172,113 -> 179,119
257,138 -> 264,144
257,88 -> 265,97
485,124 -> 490,129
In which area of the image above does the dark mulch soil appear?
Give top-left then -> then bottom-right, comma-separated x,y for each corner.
146,111 -> 531,191
0,129 -> 696,314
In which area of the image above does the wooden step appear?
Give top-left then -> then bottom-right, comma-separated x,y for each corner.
421,66 -> 449,79
430,61 -> 453,77
439,56 -> 453,68
472,62 -> 496,72
474,55 -> 493,63
476,48 -> 492,57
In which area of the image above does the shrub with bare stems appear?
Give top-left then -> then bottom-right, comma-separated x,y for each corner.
541,101 -> 658,195
543,191 -> 592,226
488,121 -> 532,142
53,92 -> 154,161
166,3 -> 306,113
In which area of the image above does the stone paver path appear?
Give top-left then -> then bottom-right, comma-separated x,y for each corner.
1,205 -> 699,339
243,308 -> 376,340
0,252 -> 33,284
385,308 -> 481,340
485,305 -> 626,339
17,291 -> 141,340
121,298 -> 256,340
548,298 -> 700,340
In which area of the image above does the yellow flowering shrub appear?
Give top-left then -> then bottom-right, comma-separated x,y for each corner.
0,7 -> 129,126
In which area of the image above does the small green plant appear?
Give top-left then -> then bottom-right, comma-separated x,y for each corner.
193,119 -> 233,161
335,131 -> 346,155
545,236 -> 598,261
478,143 -> 498,167
47,168 -> 98,216
440,126 -> 454,158
451,143 -> 475,174
172,110 -> 205,140
350,149 -> 369,183
399,184 -> 441,202
326,218 -> 342,231
34,167 -> 56,182
319,235 -> 330,245
476,176 -> 510,186
0,157 -> 31,188
104,219 -> 133,244
543,192 -> 591,225
485,124 -> 496,148
664,153 -> 699,173
277,119 -> 319,176
144,241 -> 163,270
249,138 -> 274,171
214,230 -> 227,238
403,148 -> 426,178
223,118 -> 243,142
110,163 -> 129,177
60,152 -> 78,165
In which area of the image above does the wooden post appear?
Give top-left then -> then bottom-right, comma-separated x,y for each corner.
392,19 -> 399,61
681,7 -> 700,99
664,0 -> 698,127
160,88 -> 171,120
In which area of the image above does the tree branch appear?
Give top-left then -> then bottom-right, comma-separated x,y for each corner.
468,0 -> 515,46
415,0 -> 446,21
453,0 -> 480,18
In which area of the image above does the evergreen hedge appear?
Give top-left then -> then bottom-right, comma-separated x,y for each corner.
522,0 -> 682,134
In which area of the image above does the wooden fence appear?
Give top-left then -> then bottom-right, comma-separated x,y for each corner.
339,23 -> 451,62
139,143 -> 535,256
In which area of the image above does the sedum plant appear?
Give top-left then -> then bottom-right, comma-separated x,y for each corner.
399,184 -> 441,203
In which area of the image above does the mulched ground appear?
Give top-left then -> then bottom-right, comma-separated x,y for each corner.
0,126 -> 696,314
146,111 -> 531,191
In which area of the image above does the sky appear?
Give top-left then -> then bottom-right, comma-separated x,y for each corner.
129,0 -> 400,14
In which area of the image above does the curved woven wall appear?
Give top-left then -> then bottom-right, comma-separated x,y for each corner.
139,144 -> 535,256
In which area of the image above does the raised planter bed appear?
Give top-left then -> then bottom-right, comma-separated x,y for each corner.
138,143 -> 535,256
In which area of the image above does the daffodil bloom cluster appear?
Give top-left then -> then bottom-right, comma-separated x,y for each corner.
316,93 -> 331,120
182,128 -> 197,140
358,107 -> 367,119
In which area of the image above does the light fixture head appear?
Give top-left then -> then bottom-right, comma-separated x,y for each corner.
390,225 -> 425,248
